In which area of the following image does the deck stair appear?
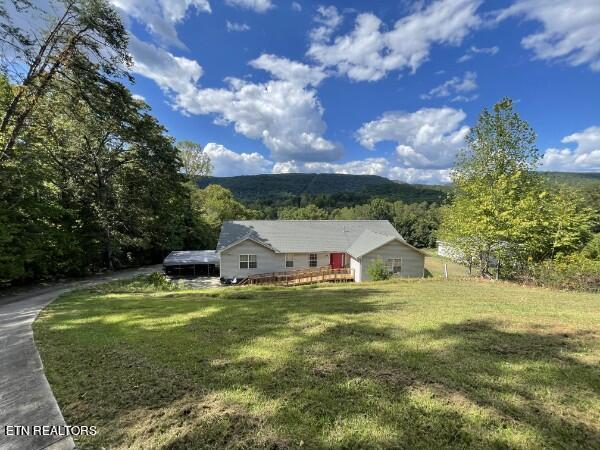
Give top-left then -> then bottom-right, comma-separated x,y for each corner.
239,265 -> 354,286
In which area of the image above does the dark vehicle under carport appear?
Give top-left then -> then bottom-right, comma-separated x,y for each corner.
163,251 -> 219,277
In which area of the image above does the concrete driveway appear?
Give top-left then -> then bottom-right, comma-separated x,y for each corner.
0,266 -> 160,450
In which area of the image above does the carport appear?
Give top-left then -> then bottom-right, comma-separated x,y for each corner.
163,251 -> 220,277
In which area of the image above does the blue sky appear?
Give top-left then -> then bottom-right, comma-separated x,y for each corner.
111,0 -> 600,183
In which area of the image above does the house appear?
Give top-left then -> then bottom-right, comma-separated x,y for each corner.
217,220 -> 425,282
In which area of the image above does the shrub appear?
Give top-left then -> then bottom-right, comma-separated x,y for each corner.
582,233 -> 600,260
368,259 -> 391,281
94,272 -> 178,294
530,254 -> 600,292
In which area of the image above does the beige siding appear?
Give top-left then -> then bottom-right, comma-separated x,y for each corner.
219,239 -> 332,279
350,256 -> 362,282
220,240 -> 284,279
359,240 -> 424,281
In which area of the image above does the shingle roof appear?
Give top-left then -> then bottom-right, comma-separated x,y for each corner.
346,229 -> 397,258
217,220 -> 403,253
163,250 -> 219,266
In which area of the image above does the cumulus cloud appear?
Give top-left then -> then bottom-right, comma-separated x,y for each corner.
498,0 -> 600,71
110,0 -> 211,47
457,45 -> 499,63
421,71 -> 478,100
129,39 -> 339,162
198,143 -> 452,184
226,21 -> 250,32
249,54 -> 328,86
309,5 -> 343,43
204,143 -> 274,176
541,126 -> 600,171
272,158 -> 451,184
307,0 -> 482,81
128,36 -> 203,99
225,0 -> 273,13
356,107 -> 469,169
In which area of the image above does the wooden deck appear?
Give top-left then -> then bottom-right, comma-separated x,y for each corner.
239,265 -> 355,286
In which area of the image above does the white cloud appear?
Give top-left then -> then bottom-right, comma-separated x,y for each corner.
272,158 -> 451,184
291,2 -> 302,12
110,0 -> 211,48
457,45 -> 499,63
307,0 -> 481,81
128,36 -> 203,99
225,0 -> 273,13
202,143 -> 452,185
249,54 -> 328,86
498,0 -> 600,71
421,71 -> 477,100
309,5 -> 343,43
541,126 -> 600,171
130,42 -> 339,162
204,143 -> 274,176
356,107 -> 469,169
226,21 -> 250,32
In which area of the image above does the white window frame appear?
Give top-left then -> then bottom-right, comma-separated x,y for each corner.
386,258 -> 402,275
309,253 -> 318,267
285,254 -> 294,268
239,254 -> 257,269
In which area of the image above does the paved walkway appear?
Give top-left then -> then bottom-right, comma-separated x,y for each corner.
0,266 -> 160,450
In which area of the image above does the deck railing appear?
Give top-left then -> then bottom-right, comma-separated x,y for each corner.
239,265 -> 355,286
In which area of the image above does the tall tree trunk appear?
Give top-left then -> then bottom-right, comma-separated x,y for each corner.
104,227 -> 113,271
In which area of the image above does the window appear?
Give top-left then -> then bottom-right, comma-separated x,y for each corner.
239,254 -> 257,269
309,253 -> 318,267
386,258 -> 402,274
285,254 -> 294,268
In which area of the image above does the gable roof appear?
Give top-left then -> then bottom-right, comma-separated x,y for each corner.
217,220 -> 402,254
346,229 -> 426,258
346,230 -> 396,258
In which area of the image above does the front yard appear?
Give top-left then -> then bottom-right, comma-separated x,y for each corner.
34,278 -> 599,449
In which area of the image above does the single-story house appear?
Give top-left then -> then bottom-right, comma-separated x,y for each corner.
217,220 -> 425,282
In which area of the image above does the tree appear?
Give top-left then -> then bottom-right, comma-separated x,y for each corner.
0,0 -> 130,157
439,98 -> 594,277
191,185 -> 257,247
176,140 -> 212,183
278,204 -> 328,220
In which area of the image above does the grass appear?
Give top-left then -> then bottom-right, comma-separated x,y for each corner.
423,249 -> 474,278
34,278 -> 600,449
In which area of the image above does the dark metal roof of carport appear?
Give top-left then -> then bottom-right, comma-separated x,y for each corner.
163,250 -> 219,266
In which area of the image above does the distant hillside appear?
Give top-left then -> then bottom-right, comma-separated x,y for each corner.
541,171 -> 600,187
197,173 -> 449,206
196,171 -> 600,210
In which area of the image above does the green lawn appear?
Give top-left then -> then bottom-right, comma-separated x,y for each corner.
34,279 -> 600,449
423,249 -> 474,278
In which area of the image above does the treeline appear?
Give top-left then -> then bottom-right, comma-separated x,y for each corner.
198,173 -> 449,205
0,1 -> 212,284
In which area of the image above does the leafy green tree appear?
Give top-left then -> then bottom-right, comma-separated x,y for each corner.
0,0 -> 131,157
439,98 -> 594,277
176,141 -> 212,183
582,234 -> 600,260
278,204 -> 328,220
191,185 -> 257,247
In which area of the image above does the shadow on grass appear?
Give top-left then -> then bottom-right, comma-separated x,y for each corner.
35,284 -> 600,449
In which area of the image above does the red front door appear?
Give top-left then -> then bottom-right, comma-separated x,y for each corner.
330,253 -> 344,269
